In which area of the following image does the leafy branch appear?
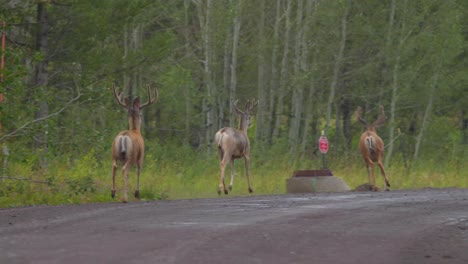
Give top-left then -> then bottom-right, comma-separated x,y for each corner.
0,90 -> 81,142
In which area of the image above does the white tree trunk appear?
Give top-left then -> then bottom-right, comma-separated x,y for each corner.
385,0 -> 410,166
220,32 -> 231,129
196,0 -> 213,151
288,0 -> 304,152
255,0 -> 266,142
266,0 -> 282,142
34,2 -> 49,168
300,0 -> 317,153
414,62 -> 441,160
273,0 -> 292,139
184,0 -> 192,144
229,0 -> 242,128
325,0 -> 349,134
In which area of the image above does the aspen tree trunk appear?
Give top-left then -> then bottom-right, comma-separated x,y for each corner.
266,0 -> 282,142
325,0 -> 349,134
414,61 -> 441,160
335,103 -> 342,152
384,0 -> 397,166
123,24 -> 130,98
385,0 -> 409,166
288,0 -> 304,152
34,2 -> 49,168
221,30 -> 231,128
196,0 -> 213,152
131,23 -> 141,100
229,0 -> 242,128
273,0 -> 292,139
300,0 -> 317,154
385,55 -> 401,165
255,0 -> 266,142
184,0 -> 192,144
341,96 -> 352,151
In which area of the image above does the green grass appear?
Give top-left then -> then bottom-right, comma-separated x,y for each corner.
0,146 -> 467,208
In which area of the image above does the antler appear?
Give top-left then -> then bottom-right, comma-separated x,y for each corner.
356,106 -> 368,126
245,99 -> 258,113
232,99 -> 244,115
113,83 -> 127,109
372,105 -> 387,127
140,84 -> 158,110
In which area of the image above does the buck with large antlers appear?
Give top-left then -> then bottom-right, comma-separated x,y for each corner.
215,99 -> 258,195
356,106 -> 390,191
111,83 -> 158,203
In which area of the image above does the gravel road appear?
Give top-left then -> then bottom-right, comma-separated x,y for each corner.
1,188 -> 467,263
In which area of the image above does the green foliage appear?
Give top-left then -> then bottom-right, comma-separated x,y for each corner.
0,0 -> 465,207
1,142 -> 466,208
66,149 -> 98,195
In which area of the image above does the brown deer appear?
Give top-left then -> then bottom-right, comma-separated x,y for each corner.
356,106 -> 390,191
215,99 -> 258,195
111,83 -> 158,203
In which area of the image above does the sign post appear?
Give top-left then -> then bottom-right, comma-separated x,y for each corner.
318,131 -> 329,169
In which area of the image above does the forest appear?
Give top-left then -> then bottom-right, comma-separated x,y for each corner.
0,0 -> 466,206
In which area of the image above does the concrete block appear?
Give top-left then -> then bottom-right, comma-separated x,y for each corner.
286,176 -> 350,194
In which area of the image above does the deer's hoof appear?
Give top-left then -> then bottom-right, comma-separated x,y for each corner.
248,188 -> 253,193
134,190 -> 140,199
228,185 -> 233,191
121,197 -> 128,203
224,189 -> 229,195
111,190 -> 116,198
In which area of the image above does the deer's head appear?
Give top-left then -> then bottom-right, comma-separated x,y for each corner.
233,99 -> 258,132
113,83 -> 158,131
356,105 -> 387,133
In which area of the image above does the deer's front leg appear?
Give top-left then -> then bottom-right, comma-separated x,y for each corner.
111,161 -> 117,198
244,156 -> 253,193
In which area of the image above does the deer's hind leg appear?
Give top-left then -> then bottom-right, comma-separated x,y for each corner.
244,155 -> 253,193
135,164 -> 141,199
377,161 -> 390,191
219,157 -> 229,195
366,160 -> 378,192
111,160 -> 117,198
121,162 -> 130,203
228,159 -> 235,191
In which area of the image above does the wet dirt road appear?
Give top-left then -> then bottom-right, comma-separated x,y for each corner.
1,188 -> 467,264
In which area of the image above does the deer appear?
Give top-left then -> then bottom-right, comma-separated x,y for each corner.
214,99 -> 258,195
356,105 -> 391,191
111,83 -> 158,203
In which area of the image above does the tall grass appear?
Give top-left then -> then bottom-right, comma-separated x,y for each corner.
0,143 -> 466,208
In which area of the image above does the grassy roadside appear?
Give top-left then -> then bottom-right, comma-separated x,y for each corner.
0,146 -> 466,208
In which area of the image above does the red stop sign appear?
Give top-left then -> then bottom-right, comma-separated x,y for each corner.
318,135 -> 329,154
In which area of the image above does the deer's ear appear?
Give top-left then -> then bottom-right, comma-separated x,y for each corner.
133,97 -> 140,110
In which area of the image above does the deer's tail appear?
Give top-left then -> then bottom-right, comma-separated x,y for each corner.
116,135 -> 132,160
215,129 -> 226,148
364,133 -> 376,152
215,130 -> 226,161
